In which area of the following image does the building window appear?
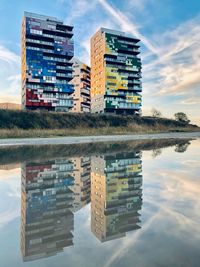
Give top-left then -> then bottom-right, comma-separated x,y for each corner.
48,24 -> 56,30
55,40 -> 62,44
30,29 -> 42,35
43,76 -> 56,83
107,82 -> 116,86
107,76 -> 116,79
31,21 -> 41,27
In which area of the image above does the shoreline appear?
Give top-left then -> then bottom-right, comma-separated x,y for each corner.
0,131 -> 200,147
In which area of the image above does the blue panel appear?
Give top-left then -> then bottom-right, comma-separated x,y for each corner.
24,14 -> 74,110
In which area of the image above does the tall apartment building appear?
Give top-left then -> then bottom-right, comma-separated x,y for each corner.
70,58 -> 91,113
91,28 -> 142,114
20,158 -> 75,261
70,157 -> 91,211
91,152 -> 143,242
21,12 -> 74,111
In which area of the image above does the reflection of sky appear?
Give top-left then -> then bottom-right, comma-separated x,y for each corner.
0,140 -> 200,267
0,168 -> 21,229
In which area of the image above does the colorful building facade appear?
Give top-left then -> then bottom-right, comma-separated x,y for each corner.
70,58 -> 91,113
21,12 -> 74,111
91,152 -> 143,242
21,159 -> 75,261
91,28 -> 142,114
20,146 -> 143,258
70,157 -> 91,211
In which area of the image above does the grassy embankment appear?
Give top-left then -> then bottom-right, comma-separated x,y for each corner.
0,109 -> 199,138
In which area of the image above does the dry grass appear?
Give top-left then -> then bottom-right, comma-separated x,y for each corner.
0,124 -> 199,139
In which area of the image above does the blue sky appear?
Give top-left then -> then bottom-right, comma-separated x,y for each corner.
0,0 -> 200,124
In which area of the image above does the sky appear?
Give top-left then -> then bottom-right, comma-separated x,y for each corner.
0,0 -> 200,125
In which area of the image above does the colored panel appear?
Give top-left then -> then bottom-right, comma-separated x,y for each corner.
22,12 -> 74,111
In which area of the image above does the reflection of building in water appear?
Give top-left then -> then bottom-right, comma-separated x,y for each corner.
91,152 -> 143,242
21,159 -> 74,261
70,157 -> 91,212
20,151 -> 142,257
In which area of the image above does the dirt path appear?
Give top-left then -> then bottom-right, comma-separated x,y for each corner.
0,132 -> 200,147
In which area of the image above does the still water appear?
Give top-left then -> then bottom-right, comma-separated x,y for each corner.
0,138 -> 199,267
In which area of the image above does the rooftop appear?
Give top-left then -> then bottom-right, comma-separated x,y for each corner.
100,27 -> 140,42
24,11 -> 63,24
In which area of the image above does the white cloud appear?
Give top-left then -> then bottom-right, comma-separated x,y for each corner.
98,0 -> 158,54
143,15 -> 200,97
0,45 -> 20,65
0,169 -> 21,228
60,0 -> 98,25
0,45 -> 20,103
0,74 -> 21,103
181,98 -> 200,105
0,208 -> 19,228
104,212 -> 159,267
139,15 -> 200,124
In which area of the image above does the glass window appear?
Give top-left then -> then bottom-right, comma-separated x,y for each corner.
48,24 -> 56,30
31,21 -> 41,27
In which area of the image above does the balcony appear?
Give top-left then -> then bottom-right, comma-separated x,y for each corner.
81,88 -> 90,96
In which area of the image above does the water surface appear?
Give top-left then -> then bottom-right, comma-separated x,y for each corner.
0,139 -> 200,267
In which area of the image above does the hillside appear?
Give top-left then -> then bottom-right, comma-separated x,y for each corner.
0,109 -> 198,138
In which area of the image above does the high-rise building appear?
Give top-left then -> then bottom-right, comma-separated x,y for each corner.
70,58 -> 91,113
21,12 -> 74,111
70,157 -> 91,211
90,28 -> 142,114
91,152 -> 143,242
20,158 -> 75,261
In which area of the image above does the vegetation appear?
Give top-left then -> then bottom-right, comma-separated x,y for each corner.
174,112 -> 190,124
151,108 -> 162,118
0,109 -> 198,138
